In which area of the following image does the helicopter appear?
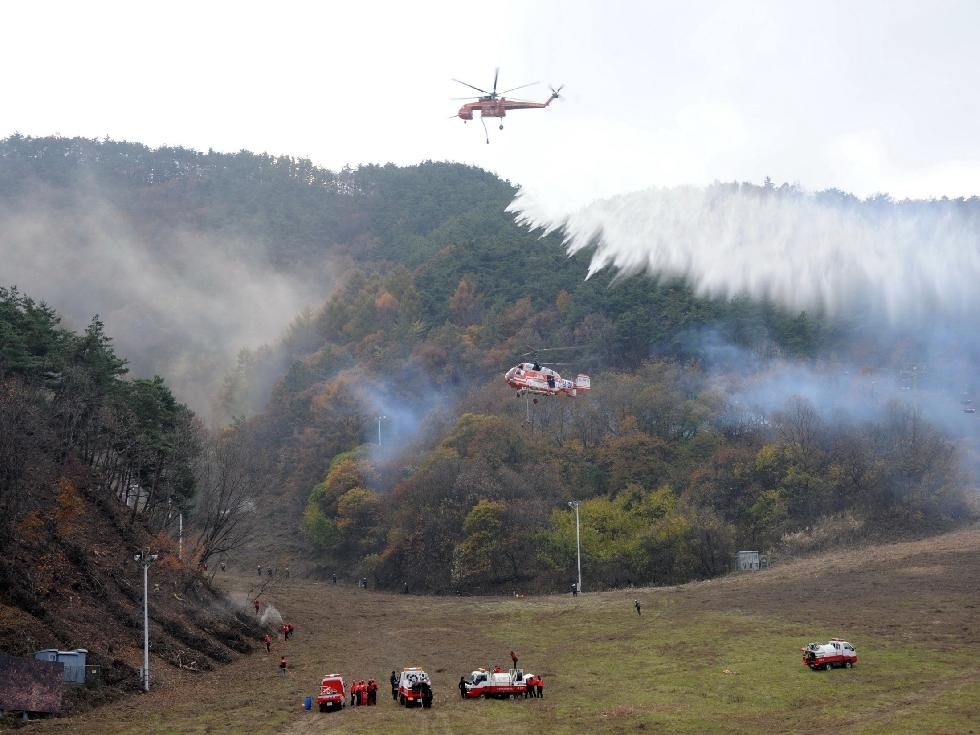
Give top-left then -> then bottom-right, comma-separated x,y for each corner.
504,355 -> 591,398
453,68 -> 563,143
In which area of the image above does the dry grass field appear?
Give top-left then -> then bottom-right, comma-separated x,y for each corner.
21,526 -> 980,734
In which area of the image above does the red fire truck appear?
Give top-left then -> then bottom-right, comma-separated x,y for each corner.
315,673 -> 347,711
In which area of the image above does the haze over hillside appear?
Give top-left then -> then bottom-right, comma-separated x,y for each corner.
2,136 -> 978,601
0,138 -> 352,420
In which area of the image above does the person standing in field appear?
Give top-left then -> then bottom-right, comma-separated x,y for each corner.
510,650 -> 519,669
634,599 -> 642,616
279,656 -> 287,675
263,633 -> 271,653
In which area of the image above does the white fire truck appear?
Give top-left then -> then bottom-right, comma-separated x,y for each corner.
397,666 -> 433,707
801,639 -> 858,670
463,667 -> 532,699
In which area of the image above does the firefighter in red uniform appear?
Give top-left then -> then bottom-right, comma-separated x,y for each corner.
367,678 -> 377,705
510,650 -> 519,669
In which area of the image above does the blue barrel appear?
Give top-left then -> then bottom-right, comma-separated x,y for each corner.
303,695 -> 312,711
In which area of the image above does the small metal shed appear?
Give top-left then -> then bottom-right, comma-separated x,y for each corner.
34,649 -> 88,685
734,550 -> 761,571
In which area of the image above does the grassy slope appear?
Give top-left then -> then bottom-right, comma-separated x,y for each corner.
20,527 -> 980,735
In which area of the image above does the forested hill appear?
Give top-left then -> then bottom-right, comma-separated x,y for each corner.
0,136 -> 538,418
2,137 -> 975,608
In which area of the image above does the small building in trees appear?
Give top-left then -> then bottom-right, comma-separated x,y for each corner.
733,550 -> 767,571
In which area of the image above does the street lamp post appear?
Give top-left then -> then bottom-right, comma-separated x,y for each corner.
135,551 -> 158,691
377,415 -> 387,446
567,501 -> 582,594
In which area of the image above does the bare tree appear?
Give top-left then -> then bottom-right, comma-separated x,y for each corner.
189,427 -> 258,569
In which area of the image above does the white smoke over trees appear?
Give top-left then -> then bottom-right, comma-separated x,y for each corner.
0,179 -> 331,423
511,182 -> 980,324
510,181 -> 980,474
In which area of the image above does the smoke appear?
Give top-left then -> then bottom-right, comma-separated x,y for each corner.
510,183 -> 980,324
700,332 -> 975,435
510,183 -> 980,468
346,373 -> 448,465
261,604 -> 284,629
0,184 -> 333,422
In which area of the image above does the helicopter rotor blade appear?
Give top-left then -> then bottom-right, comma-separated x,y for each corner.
520,345 -> 588,358
453,78 -> 490,95
499,81 -> 538,96
492,67 -> 499,96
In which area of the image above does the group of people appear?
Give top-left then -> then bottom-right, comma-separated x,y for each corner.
523,673 -> 544,697
349,679 -> 379,706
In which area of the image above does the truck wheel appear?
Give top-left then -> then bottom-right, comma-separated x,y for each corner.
480,693 -> 487,699
844,661 -> 852,669
824,662 -> 832,671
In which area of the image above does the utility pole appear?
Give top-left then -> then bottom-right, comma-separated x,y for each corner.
167,498 -> 183,560
567,501 -> 582,594
135,550 -> 158,691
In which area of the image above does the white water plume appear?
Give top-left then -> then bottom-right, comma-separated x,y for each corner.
510,184 -> 980,324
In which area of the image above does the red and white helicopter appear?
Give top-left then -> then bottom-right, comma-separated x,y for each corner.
453,68 -> 562,143
504,355 -> 591,399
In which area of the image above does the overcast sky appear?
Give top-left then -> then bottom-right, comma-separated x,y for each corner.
4,0 -> 980,210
